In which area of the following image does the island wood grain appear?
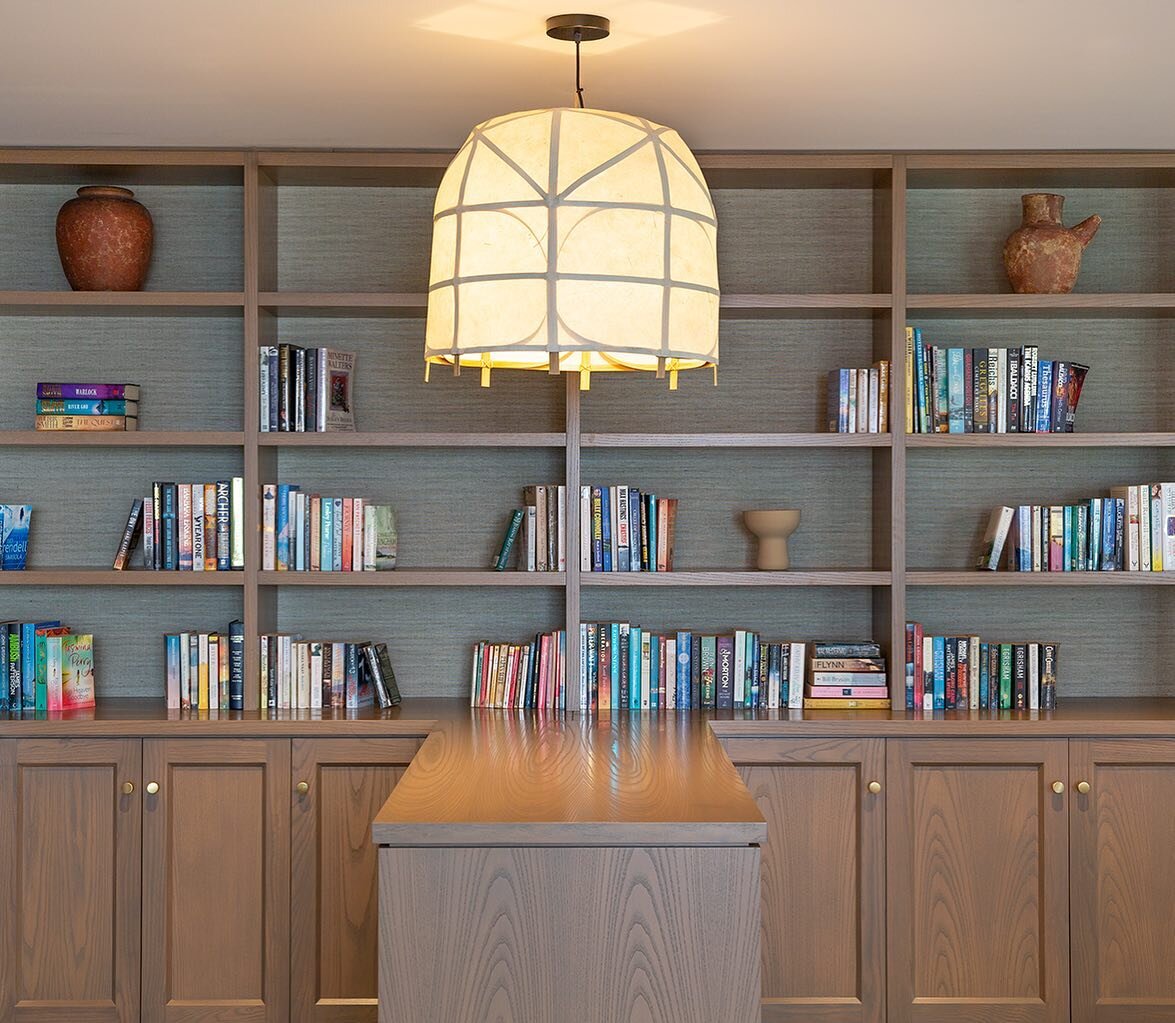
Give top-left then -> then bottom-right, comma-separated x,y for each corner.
379,845 -> 761,1023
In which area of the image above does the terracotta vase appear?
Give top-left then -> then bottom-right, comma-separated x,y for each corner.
1002,193 -> 1100,294
56,186 -> 154,291
743,509 -> 801,571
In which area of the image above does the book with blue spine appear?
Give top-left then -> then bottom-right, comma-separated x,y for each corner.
0,504 -> 32,569
628,488 -> 641,569
1089,498 -> 1102,569
978,642 -> 990,707
321,498 -> 334,571
214,481 -> 232,571
947,347 -> 965,433
648,634 -> 659,710
645,494 -> 657,572
22,620 -> 59,708
590,487 -> 604,571
1035,360 -> 1054,432
676,631 -> 691,707
36,399 -> 137,415
599,486 -> 613,572
1063,505 -> 1073,571
932,635 -> 946,709
165,633 -> 182,709
276,483 -> 292,569
1101,498 -> 1117,570
628,625 -> 641,708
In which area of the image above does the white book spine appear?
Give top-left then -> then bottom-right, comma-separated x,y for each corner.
230,477 -> 245,569
665,639 -> 676,709
310,643 -> 323,710
557,484 -> 566,572
978,506 -> 1015,570
259,347 -> 271,431
580,486 -> 592,571
523,506 -> 536,572
995,348 -> 1007,432
262,484 -> 276,571
363,507 -> 376,571
351,497 -> 364,571
787,642 -> 805,710
1028,642 -> 1040,710
1162,484 -> 1175,569
1138,485 -> 1152,571
869,367 -> 880,433
317,348 -> 328,432
733,630 -> 745,706
191,483 -> 205,571
293,492 -> 305,571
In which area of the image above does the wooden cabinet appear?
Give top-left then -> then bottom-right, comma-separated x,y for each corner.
1070,739 -> 1175,1023
141,739 -> 291,1023
0,738 -> 141,1023
290,738 -> 418,1023
886,739 -> 1070,1023
722,737 -> 886,1023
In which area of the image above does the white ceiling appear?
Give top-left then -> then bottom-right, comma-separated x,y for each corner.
1,0 -> 1171,151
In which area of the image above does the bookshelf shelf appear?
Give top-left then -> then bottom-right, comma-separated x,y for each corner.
0,290 -> 246,312
0,569 -> 245,586
908,571 -> 1175,587
907,293 -> 1175,313
582,432 -> 892,448
906,432 -> 1175,448
258,432 -> 567,448
0,430 -> 245,447
579,570 -> 891,587
256,570 -> 566,587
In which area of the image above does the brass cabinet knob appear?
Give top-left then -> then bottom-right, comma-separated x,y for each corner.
296,781 -> 310,795
122,781 -> 135,795
1051,781 -> 1065,794
145,781 -> 160,795
1076,781 -> 1091,794
867,781 -> 882,794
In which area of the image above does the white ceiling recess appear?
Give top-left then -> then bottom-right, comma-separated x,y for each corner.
0,0 -> 1171,150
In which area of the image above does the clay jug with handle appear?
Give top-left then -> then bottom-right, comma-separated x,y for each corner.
1003,193 -> 1100,294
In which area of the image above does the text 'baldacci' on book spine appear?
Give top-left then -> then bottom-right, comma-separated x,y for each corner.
112,480 -> 245,570
905,624 -> 1058,712
470,631 -> 567,709
258,346 -> 355,432
262,484 -> 396,571
35,383 -> 141,431
0,620 -> 94,714
827,363 -> 890,433
257,634 -> 401,710
978,486 -> 1175,572
904,330 -> 1088,434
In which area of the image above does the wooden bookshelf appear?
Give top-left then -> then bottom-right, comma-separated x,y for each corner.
2,147 -> 1174,708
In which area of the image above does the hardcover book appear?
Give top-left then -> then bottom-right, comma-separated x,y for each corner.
0,504 -> 32,569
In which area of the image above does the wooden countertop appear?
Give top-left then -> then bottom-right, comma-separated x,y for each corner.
372,711 -> 767,847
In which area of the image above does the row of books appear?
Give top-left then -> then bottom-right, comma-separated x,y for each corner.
905,624 -> 1058,710
470,632 -> 568,709
980,485 -> 1175,572
261,484 -> 397,572
258,634 -> 402,710
904,331 -> 1088,434
0,620 -> 94,713
584,487 -> 677,573
258,345 -> 355,432
496,484 -> 567,572
113,480 -> 245,571
826,362 -> 891,434
164,624 -> 245,710
0,504 -> 31,569
34,382 -> 141,431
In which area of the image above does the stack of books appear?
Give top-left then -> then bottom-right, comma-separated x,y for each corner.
572,624 -> 808,711
164,623 -> 245,710
0,504 -> 32,569
35,382 -> 140,431
496,484 -> 566,571
826,362 -> 890,433
979,485 -> 1175,572
905,624 -> 1058,711
0,620 -> 94,713
113,480 -> 245,571
257,634 -> 401,710
469,631 -> 567,709
258,346 -> 356,432
262,483 -> 396,571
904,330 -> 1088,434
805,642 -> 889,708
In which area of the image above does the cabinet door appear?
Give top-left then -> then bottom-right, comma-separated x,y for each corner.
290,737 -> 419,1023
1071,738 -> 1175,1023
722,737 -> 885,1023
141,739 -> 290,1023
887,739 -> 1069,1023
0,738 -> 141,1023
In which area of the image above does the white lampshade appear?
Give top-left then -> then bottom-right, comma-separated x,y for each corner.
425,107 -> 719,387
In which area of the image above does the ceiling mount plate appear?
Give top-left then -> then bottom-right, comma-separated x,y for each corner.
545,14 -> 611,42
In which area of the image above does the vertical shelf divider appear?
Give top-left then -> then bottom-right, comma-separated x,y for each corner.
564,373 -> 582,713
887,157 -> 909,677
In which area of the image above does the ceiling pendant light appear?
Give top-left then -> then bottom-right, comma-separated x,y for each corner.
424,13 -> 719,390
